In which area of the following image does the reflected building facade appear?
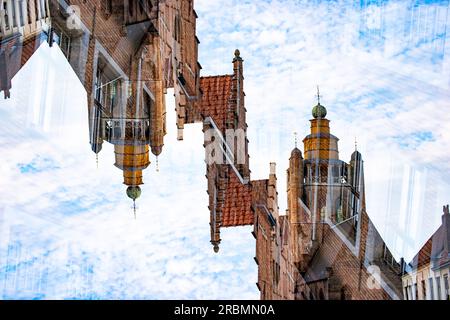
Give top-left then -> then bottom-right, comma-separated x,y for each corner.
0,0 -> 201,205
402,205 -> 450,300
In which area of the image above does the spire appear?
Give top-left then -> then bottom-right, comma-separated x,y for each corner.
316,85 -> 321,104
294,132 -> 298,148
355,137 -> 358,152
312,86 -> 327,119
156,156 -> 159,172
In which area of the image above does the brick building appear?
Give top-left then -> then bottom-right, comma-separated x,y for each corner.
187,51 -> 404,299
1,0 -> 201,208
282,98 -> 404,300
402,205 -> 450,300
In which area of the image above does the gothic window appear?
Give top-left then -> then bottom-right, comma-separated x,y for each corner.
174,14 -> 181,42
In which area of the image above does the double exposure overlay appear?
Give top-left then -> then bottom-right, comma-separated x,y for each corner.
0,0 -> 449,300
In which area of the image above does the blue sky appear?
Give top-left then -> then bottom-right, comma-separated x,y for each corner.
0,0 -> 450,299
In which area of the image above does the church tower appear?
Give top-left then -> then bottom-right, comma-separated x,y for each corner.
287,89 -> 363,272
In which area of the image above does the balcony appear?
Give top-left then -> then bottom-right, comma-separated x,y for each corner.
0,0 -> 50,40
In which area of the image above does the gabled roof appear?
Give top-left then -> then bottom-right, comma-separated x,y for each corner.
194,75 -> 232,132
221,168 -> 253,227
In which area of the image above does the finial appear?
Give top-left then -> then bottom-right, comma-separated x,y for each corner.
133,199 -> 136,220
233,49 -> 243,62
294,132 -> 298,148
316,85 -> 321,104
96,153 -> 99,169
156,156 -> 159,172
444,204 -> 449,215
355,137 -> 358,152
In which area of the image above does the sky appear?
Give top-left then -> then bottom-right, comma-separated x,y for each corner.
0,0 -> 450,299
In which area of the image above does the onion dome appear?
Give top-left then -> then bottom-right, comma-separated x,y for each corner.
126,186 -> 141,200
213,244 -> 220,253
312,103 -> 327,119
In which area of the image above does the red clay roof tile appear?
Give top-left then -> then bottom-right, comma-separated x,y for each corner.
221,168 -> 254,227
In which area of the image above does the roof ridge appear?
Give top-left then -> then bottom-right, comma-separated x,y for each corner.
200,74 -> 233,78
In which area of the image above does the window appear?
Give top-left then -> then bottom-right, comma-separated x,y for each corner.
174,15 -> 181,42
436,276 -> 441,300
429,278 -> 434,300
336,198 -> 343,223
272,261 -> 280,287
94,55 -> 123,114
421,280 -> 426,300
414,283 -> 418,300
444,274 -> 449,300
51,25 -> 72,59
